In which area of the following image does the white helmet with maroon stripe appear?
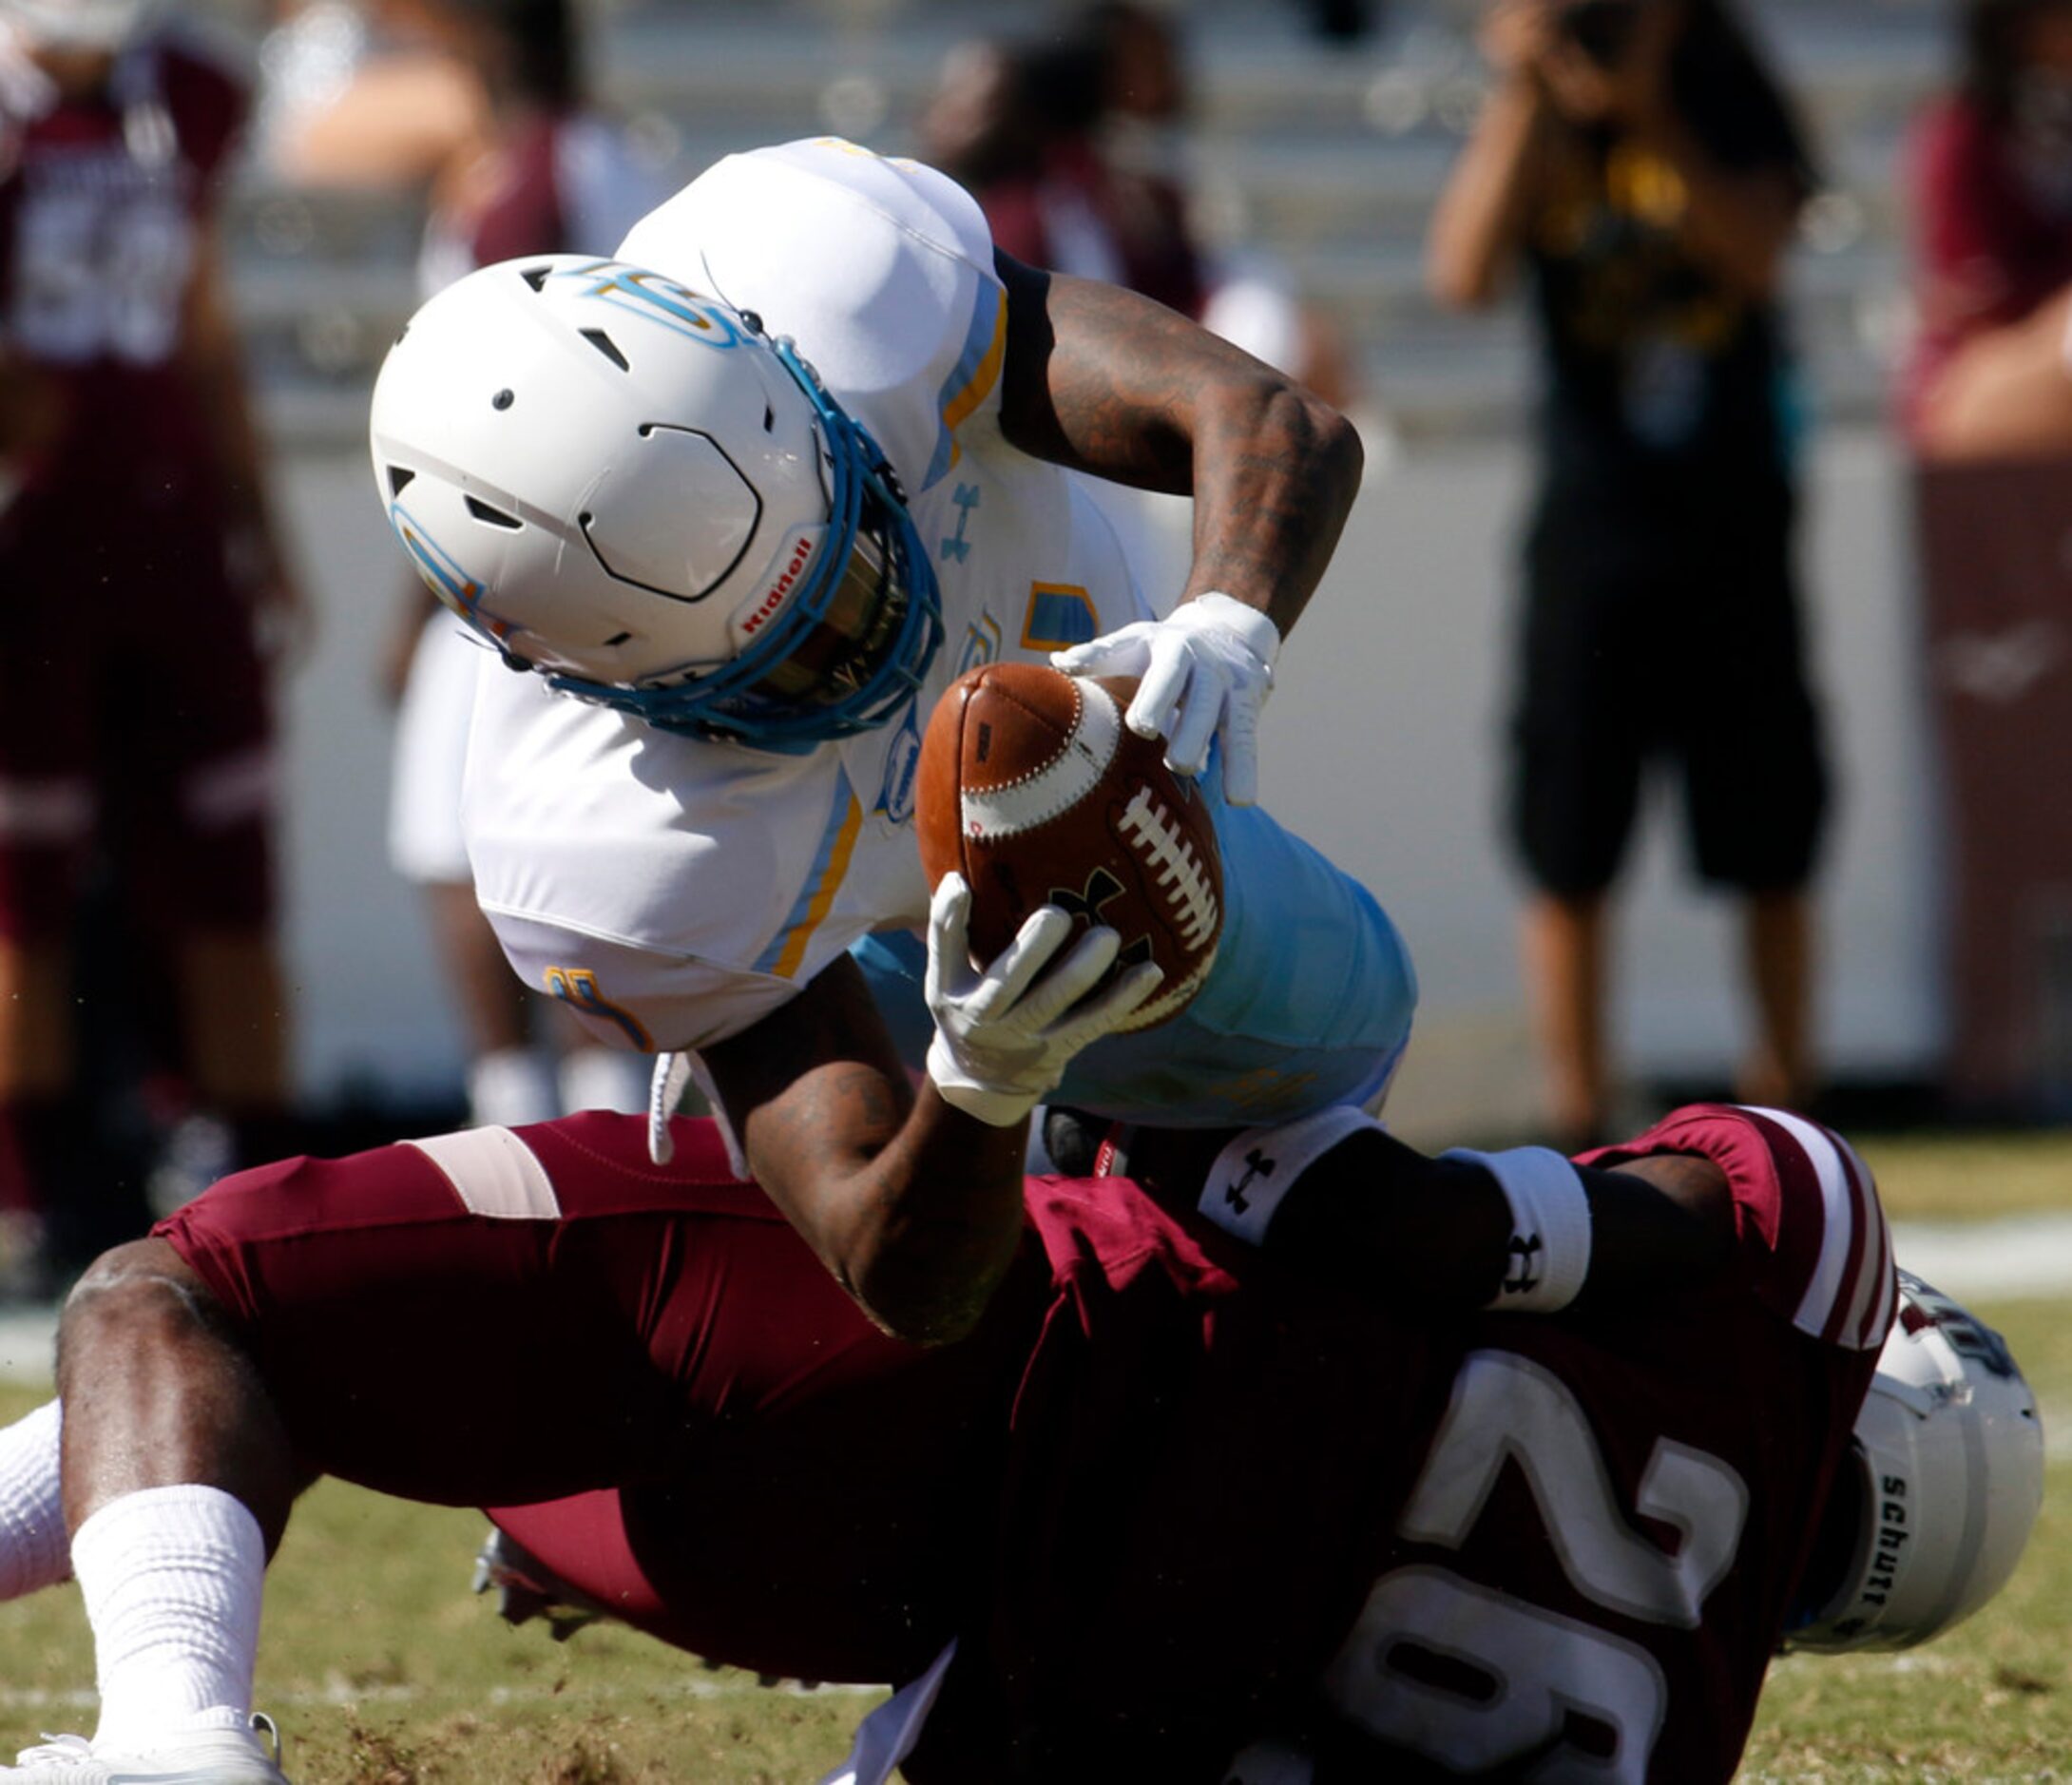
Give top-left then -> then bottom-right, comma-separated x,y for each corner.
1789,1272 -> 2043,1651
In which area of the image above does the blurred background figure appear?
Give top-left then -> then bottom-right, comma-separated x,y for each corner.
259,0 -> 663,1128
922,1 -> 1358,413
258,0 -> 485,191
918,1 -> 1363,605
922,16 -> 1200,329
1903,0 -> 2072,1115
0,0 -> 302,1289
1426,0 -> 1827,1150
1906,0 -> 2072,461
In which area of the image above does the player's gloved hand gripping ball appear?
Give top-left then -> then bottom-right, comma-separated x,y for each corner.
923,876 -> 1162,1126
913,663 -> 1227,1125
1050,591 -> 1280,806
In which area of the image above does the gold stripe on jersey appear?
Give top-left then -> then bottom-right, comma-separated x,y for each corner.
767,783 -> 865,981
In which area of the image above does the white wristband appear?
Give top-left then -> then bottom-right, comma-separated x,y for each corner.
1199,1104 -> 1384,1248
1443,1145 -> 1593,1313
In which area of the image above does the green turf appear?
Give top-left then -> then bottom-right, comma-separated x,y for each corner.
1736,1295 -> 2072,1779
1855,1131 -> 2072,1221
0,1130 -> 2066,1778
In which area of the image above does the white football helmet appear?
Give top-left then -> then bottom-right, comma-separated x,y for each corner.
1789,1271 -> 2044,1651
368,255 -> 942,751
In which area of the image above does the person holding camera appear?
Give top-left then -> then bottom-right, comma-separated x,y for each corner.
1427,0 -> 1827,1150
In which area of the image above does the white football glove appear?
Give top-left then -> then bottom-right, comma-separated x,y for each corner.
1050,590 -> 1280,806
924,873 -> 1164,1128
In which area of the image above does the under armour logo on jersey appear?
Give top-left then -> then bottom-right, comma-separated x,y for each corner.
1224,1148 -> 1276,1216
940,483 -> 981,564
1502,1233 -> 1544,1296
1048,866 -> 1124,928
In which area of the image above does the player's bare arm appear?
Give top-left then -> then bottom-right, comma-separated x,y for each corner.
992,250 -> 1362,638
701,955 -> 1031,1347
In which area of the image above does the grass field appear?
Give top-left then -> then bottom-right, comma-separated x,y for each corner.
0,1130 -> 2065,1782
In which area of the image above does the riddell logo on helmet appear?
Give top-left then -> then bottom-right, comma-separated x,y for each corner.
741,537 -> 815,637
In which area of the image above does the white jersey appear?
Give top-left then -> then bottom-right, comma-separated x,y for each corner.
464,139 -> 1150,1053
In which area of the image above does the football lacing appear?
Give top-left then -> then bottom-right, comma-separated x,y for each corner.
1119,786 -> 1219,949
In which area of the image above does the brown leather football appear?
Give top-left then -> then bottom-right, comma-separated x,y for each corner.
914,662 -> 1222,1031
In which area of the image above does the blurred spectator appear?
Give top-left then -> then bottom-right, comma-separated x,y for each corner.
920,4 -> 1358,411
1906,0 -> 2072,460
1427,0 -> 1826,1148
919,4 -> 1361,605
922,24 -> 1203,320
0,0 -> 301,1283
259,0 -> 664,1127
1904,2 -> 2072,1111
257,0 -> 488,190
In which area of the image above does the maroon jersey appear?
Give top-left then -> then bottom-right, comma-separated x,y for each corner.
917,1104 -> 1892,1781
0,28 -> 246,491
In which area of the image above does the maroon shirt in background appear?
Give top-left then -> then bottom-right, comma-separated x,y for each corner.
1906,94 -> 2072,437
972,136 -> 1206,322
0,31 -> 247,493
460,114 -> 571,266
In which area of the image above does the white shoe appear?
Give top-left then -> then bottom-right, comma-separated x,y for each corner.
2,1713 -> 289,1782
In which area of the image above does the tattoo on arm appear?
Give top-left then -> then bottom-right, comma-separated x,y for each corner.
994,252 -> 1362,633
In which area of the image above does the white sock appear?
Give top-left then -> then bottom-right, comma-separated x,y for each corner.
467,1047 -> 559,1129
556,1046 -> 652,1117
70,1485 -> 264,1753
0,1400 -> 67,1600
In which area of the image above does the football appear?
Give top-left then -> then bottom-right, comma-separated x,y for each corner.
915,662 -> 1223,1031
